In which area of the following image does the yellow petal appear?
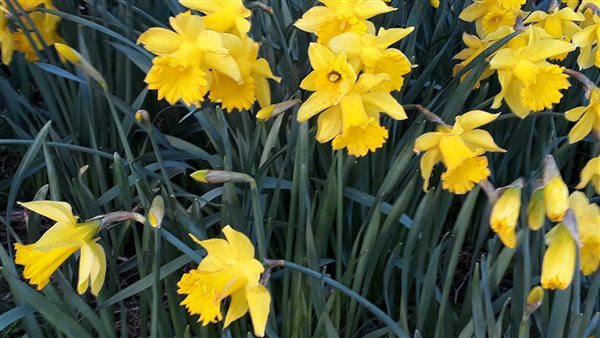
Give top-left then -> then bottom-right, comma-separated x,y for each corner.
541,224 -> 576,290
137,27 -> 182,55
222,225 -> 257,262
224,289 -> 249,328
297,91 -> 334,122
441,156 -> 490,194
316,105 -> 343,143
308,42 -> 335,70
438,135 -> 477,169
414,132 -> 441,152
198,238 -> 236,265
246,284 -> 271,337
462,129 -> 506,153
527,189 -> 545,231
328,32 -> 364,57
565,106 -> 587,121
294,6 -> 335,33
455,110 -> 499,130
332,120 -> 388,157
374,27 -> 414,50
568,111 -> 594,143
490,187 -> 521,249
18,200 -> 76,225
340,94 -> 369,129
420,148 -> 441,191
576,157 -> 600,193
362,91 -> 407,120
543,176 -> 570,222
169,13 -> 205,42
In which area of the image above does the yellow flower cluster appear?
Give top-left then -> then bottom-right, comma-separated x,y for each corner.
0,0 -> 63,64
487,155 -> 600,290
294,0 -> 413,157
414,110 -> 505,194
137,0 -> 279,110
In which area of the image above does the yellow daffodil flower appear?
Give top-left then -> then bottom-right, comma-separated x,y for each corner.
459,0 -> 525,37
137,12 -> 241,106
569,192 -> 600,275
329,27 -> 414,92
579,1 -> 600,27
565,87 -> 600,143
452,32 -> 495,88
0,7 -> 15,64
414,110 -> 505,192
298,43 -> 407,156
576,156 -> 600,193
177,226 -> 270,337
209,35 -> 280,112
527,188 -> 545,231
562,0 -> 580,9
524,7 -> 583,39
13,9 -> 64,61
490,186 -> 521,248
294,0 -> 395,44
489,27 -> 575,118
14,201 -> 106,296
431,0 -> 440,8
179,0 -> 251,36
572,14 -> 600,69
541,224 -> 576,290
543,174 -> 570,222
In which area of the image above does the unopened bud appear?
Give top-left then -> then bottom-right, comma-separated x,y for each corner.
135,110 -> 151,127
528,188 -> 545,231
191,169 -> 253,184
256,99 -> 301,120
148,195 -> 164,228
525,286 -> 543,317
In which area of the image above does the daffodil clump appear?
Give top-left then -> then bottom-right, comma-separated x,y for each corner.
294,0 -> 413,157
414,110 -> 505,195
137,1 -> 279,110
0,0 -> 63,64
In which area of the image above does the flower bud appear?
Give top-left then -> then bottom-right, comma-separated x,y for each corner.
135,110 -> 151,127
490,186 -> 521,249
430,0 -> 440,8
191,170 -> 253,184
541,224 -> 576,290
527,188 -> 545,230
256,99 -> 300,120
148,195 -> 164,229
525,286 -> 543,317
55,43 -> 81,64
543,176 -> 569,222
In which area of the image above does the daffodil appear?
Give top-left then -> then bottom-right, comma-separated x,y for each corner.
490,186 -> 521,248
576,156 -> 600,193
328,27 -> 414,91
414,110 -> 505,192
459,0 -> 525,37
13,9 -> 64,61
569,192 -> 600,275
0,7 -> 14,64
452,32 -> 495,88
298,43 -> 407,156
572,14 -> 600,69
208,35 -> 280,111
562,0 -> 580,9
565,87 -> 600,143
137,12 -> 241,106
294,0 -> 395,44
524,7 -> 583,39
541,224 -> 576,290
179,0 -> 251,36
543,175 -> 570,222
527,188 -> 545,231
14,201 -> 106,296
489,27 -> 575,118
177,226 -> 270,337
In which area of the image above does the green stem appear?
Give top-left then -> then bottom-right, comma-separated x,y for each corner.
250,180 -> 267,260
146,127 -> 175,195
151,228 -> 161,338
276,260 -> 409,338
335,150 -> 343,329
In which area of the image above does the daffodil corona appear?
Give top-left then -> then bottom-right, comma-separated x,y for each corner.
14,201 -> 106,296
177,226 -> 270,337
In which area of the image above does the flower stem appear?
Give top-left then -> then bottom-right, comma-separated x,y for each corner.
265,260 -> 410,338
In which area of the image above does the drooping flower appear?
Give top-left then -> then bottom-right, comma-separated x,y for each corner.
543,175 -> 570,222
294,0 -> 395,44
576,156 -> 600,193
14,201 -> 106,296
177,226 -> 270,337
490,186 -> 522,248
137,12 -> 241,105
489,27 -> 575,118
459,0 -> 525,37
179,0 -> 251,36
527,188 -> 545,231
0,7 -> 15,64
569,192 -> 600,275
541,224 -> 576,290
413,110 -> 505,192
13,9 -> 64,61
209,35 -> 280,111
572,14 -> 600,69
328,27 -> 414,91
298,43 -> 407,156
565,86 -> 600,143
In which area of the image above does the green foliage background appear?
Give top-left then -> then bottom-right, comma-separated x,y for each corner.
0,0 -> 598,337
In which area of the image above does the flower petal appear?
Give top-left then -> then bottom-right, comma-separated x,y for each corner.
137,27 -> 182,55
246,284 -> 271,337
224,289 -> 249,328
297,91 -> 334,122
317,105 -> 343,143
18,201 -> 76,225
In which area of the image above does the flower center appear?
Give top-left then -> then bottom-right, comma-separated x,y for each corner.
328,71 -> 341,82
